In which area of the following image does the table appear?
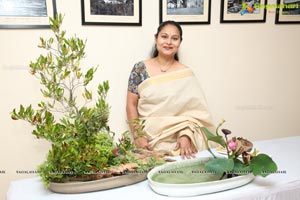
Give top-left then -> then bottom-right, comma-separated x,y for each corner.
6,136 -> 300,200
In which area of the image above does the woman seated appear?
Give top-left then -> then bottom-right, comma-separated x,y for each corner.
126,20 -> 215,159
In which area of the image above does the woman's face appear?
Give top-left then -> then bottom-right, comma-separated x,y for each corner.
155,24 -> 182,58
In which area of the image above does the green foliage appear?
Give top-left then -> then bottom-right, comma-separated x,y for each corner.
250,154 -> 278,177
128,118 -> 147,138
116,131 -> 135,155
37,132 -> 116,185
204,158 -> 234,176
10,13 -> 151,186
232,158 -> 251,175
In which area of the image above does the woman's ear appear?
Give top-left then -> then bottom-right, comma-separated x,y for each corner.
154,34 -> 158,44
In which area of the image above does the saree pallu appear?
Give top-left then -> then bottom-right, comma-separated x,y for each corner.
137,68 -> 215,152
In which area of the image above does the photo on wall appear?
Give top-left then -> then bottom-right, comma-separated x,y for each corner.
90,0 -> 134,16
220,0 -> 267,23
159,0 -> 211,24
275,0 -> 300,24
0,0 -> 57,28
81,0 -> 142,26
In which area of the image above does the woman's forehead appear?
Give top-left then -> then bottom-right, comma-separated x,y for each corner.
159,25 -> 180,35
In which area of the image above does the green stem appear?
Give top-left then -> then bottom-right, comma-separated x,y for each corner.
224,135 -> 230,159
207,147 -> 216,158
215,119 -> 226,136
203,137 -> 216,158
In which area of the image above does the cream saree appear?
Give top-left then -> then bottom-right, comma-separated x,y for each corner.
137,68 -> 215,152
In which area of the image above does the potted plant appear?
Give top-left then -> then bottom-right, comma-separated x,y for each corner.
10,14 -> 163,191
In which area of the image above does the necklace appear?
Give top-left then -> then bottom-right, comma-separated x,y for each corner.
160,67 -> 170,72
156,59 -> 175,73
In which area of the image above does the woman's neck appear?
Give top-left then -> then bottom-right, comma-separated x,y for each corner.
156,55 -> 175,65
155,56 -> 175,72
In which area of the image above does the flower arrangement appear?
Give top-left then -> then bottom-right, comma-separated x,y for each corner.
10,14 -> 163,187
199,120 -> 278,178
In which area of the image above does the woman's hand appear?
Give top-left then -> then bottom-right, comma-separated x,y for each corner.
175,135 -> 196,159
134,137 -> 152,150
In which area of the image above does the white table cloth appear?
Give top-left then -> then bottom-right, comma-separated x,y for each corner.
7,136 -> 300,200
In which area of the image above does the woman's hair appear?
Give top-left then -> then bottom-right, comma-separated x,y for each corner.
152,20 -> 183,61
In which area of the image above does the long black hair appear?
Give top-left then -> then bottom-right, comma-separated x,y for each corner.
152,20 -> 183,61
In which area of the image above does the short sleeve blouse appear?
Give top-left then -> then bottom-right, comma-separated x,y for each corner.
128,61 -> 150,95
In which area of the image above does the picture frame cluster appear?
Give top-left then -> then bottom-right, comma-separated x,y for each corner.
0,0 -> 299,28
221,0 -> 300,24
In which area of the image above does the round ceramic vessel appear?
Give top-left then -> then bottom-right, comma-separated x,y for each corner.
147,157 -> 255,197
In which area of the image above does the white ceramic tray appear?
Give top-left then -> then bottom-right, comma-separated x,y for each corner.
147,157 -> 255,197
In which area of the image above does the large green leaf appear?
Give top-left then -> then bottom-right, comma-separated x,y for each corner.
200,127 -> 226,147
249,154 -> 278,177
232,158 -> 251,175
204,158 -> 234,176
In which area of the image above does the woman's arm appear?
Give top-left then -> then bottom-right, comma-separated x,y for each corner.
126,91 -> 139,132
126,91 -> 151,150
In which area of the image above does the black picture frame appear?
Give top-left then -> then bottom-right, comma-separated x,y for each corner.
0,0 -> 57,29
159,0 -> 211,25
81,0 -> 142,26
275,0 -> 300,24
220,0 -> 267,23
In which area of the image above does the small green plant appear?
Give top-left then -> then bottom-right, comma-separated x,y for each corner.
199,120 -> 278,178
10,14 -> 160,186
128,118 -> 147,139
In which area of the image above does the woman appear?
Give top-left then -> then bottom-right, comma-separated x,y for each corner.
126,21 -> 214,159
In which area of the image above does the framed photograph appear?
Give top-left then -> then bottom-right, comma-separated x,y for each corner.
159,0 -> 211,24
220,0 -> 267,23
275,0 -> 300,24
81,0 -> 142,26
0,0 -> 57,29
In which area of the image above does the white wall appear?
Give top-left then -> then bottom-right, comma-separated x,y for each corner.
1,0 -> 300,198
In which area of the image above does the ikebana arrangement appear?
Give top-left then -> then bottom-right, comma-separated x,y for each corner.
147,120 -> 278,197
200,119 -> 278,178
10,14 -> 164,188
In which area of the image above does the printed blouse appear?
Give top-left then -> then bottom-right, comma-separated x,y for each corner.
128,61 -> 150,95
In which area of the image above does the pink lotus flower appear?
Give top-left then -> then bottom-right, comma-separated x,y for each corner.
228,141 -> 237,151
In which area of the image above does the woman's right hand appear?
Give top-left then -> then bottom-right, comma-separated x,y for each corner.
175,135 -> 196,159
134,137 -> 152,150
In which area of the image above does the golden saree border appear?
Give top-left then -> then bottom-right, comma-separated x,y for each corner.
138,68 -> 193,94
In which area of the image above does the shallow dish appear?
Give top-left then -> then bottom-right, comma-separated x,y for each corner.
147,157 -> 255,197
49,172 -> 147,194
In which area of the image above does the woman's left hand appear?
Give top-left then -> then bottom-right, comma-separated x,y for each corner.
175,135 -> 196,159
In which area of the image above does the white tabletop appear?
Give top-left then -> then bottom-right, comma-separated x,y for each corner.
6,136 -> 300,200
